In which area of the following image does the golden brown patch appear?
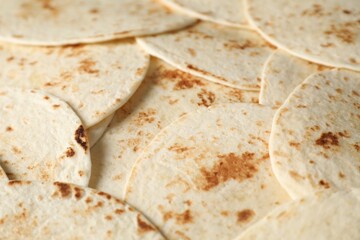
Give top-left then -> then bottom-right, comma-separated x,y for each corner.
137,214 -> 155,233
8,180 -> 30,186
198,152 -> 259,191
223,40 -> 256,50
163,210 -> 193,225
168,144 -> 191,153
114,209 -> 124,215
319,179 -> 330,189
237,209 -> 255,223
6,126 -> 13,132
78,59 -> 99,75
97,192 -> 112,200
159,69 -> 205,90
65,147 -> 75,157
53,182 -> 72,198
74,187 -> 83,200
89,8 -> 98,14
354,144 -> 360,152
134,109 -> 156,126
78,170 -> 84,177
187,48 -> 196,57
289,142 -> 300,148
197,89 -> 215,107
11,146 -> 21,154
289,171 -> 305,181
338,172 -> 346,178
40,0 -> 58,15
75,125 -> 88,152
324,23 -> 356,44
315,132 -> 339,149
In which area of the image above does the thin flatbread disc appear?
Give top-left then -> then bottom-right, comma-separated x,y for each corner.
0,180 -> 164,239
88,113 -> 114,148
0,88 -> 91,186
137,22 -> 275,90
236,189 -> 360,240
0,0 -> 196,46
90,58 -> 259,198
124,103 -> 290,240
159,0 -> 250,27
260,50 -> 329,107
0,40 -> 149,128
270,69 -> 360,198
245,0 -> 360,71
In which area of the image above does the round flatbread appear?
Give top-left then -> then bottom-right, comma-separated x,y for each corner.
270,69 -> 360,198
236,189 -> 360,240
0,180 -> 164,239
159,0 -> 249,27
124,103 -> 290,240
90,58 -> 259,198
0,40 -> 149,128
245,0 -> 360,71
0,88 -> 91,186
260,49 -> 329,107
0,0 -> 195,46
137,22 -> 275,90
88,113 -> 114,148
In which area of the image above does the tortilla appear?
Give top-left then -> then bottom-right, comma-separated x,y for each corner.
0,88 -> 91,186
0,39 -> 149,128
260,49 -> 329,107
0,0 -> 196,46
245,0 -> 360,71
159,0 -> 249,27
90,58 -> 259,198
0,165 -> 8,183
124,103 -> 290,240
270,69 -> 360,199
236,189 -> 360,240
0,180 -> 164,239
137,22 -> 275,90
88,113 -> 114,148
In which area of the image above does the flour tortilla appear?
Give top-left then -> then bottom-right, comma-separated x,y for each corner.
90,58 -> 259,198
124,103 -> 290,240
236,189 -> 360,240
0,180 -> 164,239
0,88 -> 91,186
260,50 -> 330,107
245,0 -> 360,71
0,0 -> 195,46
270,69 -> 360,199
88,113 -> 114,148
137,22 -> 275,90
159,0 -> 250,27
0,40 -> 149,128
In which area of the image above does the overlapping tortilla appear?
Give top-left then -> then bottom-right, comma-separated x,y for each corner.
124,103 -> 290,240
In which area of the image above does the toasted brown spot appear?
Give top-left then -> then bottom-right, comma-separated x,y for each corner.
98,192 -> 112,200
74,187 -> 83,200
78,170 -> 84,177
354,144 -> 360,152
85,197 -> 93,204
163,210 -> 193,225
159,69 -> 205,90
54,182 -> 72,198
338,172 -> 346,178
137,214 -> 155,233
237,209 -> 255,223
6,126 -> 13,132
289,171 -> 304,181
199,152 -> 258,191
220,211 -> 229,216
75,125 -> 88,152
187,48 -> 196,57
343,9 -> 352,14
8,180 -> 30,186
197,89 -> 215,107
43,96 -> 49,100
315,132 -> 339,149
105,215 -> 112,221
6,56 -> 14,62
289,142 -> 300,148
324,23 -> 355,44
78,59 -> 99,75
65,147 -> 75,157
11,146 -> 21,154
223,40 -> 256,50
134,109 -> 156,126
168,144 -> 190,153
349,58 -> 357,64
89,8 -> 98,14
319,180 -> 330,189
114,209 -> 124,215
301,4 -> 324,16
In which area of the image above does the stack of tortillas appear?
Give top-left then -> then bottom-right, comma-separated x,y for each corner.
0,0 -> 358,239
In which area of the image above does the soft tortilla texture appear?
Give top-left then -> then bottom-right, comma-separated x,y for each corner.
270,69 -> 360,199
245,0 -> 360,71
137,22 -> 275,90
0,180 -> 164,239
260,50 -> 330,107
0,0 -> 196,46
236,189 -> 360,240
0,40 -> 149,128
90,58 -> 259,198
0,88 -> 91,186
88,113 -> 114,148
124,103 -> 290,240
159,0 -> 250,27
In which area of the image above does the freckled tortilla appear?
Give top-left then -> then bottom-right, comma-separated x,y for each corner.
245,0 -> 360,71
0,0 -> 195,46
159,0 -> 250,27
0,180 -> 164,239
236,189 -> 360,240
90,58 -> 259,199
0,39 -> 149,128
0,88 -> 91,186
137,22 -> 275,90
88,113 -> 114,148
270,69 -> 360,199
124,103 -> 290,240
259,49 -> 330,107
